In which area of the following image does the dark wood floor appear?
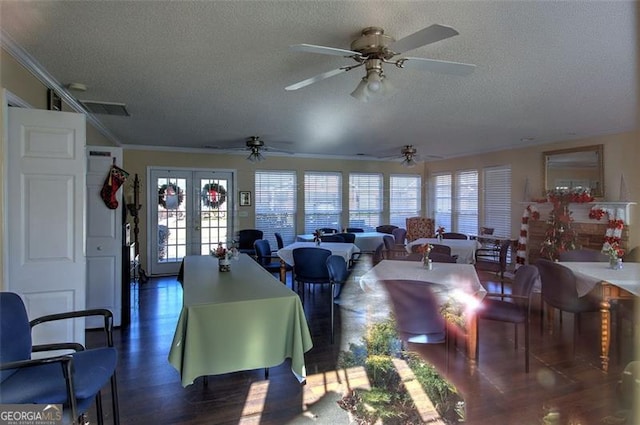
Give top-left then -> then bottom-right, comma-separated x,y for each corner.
87,258 -> 638,424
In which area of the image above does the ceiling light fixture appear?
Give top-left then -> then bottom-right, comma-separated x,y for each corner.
401,145 -> 418,168
350,59 -> 391,102
246,136 -> 266,163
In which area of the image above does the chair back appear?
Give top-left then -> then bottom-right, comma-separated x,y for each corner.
318,227 -> 338,234
292,247 -> 332,283
238,229 -> 264,250
336,232 -> 356,243
320,234 -> 345,243
326,255 -> 349,285
392,228 -> 407,245
442,232 -> 468,240
480,227 -> 495,235
535,258 -> 599,313
346,227 -> 364,233
558,249 -> 608,262
405,217 -> 435,241
476,239 -> 512,273
0,293 -> 32,382
430,244 -> 451,255
512,265 -> 540,306
375,224 -> 398,234
254,239 -> 273,266
383,235 -> 395,251
274,232 -> 284,250
372,243 -> 385,265
623,246 -> 640,262
429,252 -> 458,263
380,279 -> 446,343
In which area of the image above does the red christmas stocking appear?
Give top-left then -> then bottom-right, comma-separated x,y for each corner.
101,165 -> 129,209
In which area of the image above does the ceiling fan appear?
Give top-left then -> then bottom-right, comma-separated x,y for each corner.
204,136 -> 290,162
285,24 -> 476,101
377,145 -> 443,167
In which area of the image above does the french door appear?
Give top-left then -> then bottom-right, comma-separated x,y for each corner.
149,168 -> 234,276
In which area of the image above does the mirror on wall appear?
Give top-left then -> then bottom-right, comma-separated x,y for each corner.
543,144 -> 604,197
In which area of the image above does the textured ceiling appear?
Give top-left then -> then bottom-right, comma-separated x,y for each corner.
1,1 -> 637,162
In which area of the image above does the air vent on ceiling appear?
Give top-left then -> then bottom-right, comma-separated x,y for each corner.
80,100 -> 130,117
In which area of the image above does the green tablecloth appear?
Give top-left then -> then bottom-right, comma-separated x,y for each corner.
169,254 -> 313,387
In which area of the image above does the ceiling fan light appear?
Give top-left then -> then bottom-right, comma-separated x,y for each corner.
402,156 -> 416,168
247,150 -> 265,163
366,72 -> 382,92
350,78 -> 369,102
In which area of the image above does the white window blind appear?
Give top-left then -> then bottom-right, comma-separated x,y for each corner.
483,165 -> 511,238
455,170 -> 478,235
304,172 -> 342,233
255,170 -> 297,247
432,173 -> 452,231
389,175 -> 421,228
349,173 -> 382,231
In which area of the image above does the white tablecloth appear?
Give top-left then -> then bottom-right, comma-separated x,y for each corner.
405,238 -> 482,264
278,242 -> 360,265
558,261 -> 640,297
359,260 -> 486,301
296,232 -> 386,252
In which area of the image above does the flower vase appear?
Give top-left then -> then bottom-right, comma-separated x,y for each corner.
610,258 -> 622,270
219,257 -> 231,272
437,234 -> 442,243
315,239 -> 321,246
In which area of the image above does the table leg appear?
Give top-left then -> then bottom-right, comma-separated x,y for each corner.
279,259 -> 286,284
466,313 -> 478,360
600,299 -> 612,372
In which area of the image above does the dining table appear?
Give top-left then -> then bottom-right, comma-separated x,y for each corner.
278,241 -> 360,264
405,238 -> 482,264
558,261 -> 640,371
359,259 -> 487,360
296,232 -> 387,252
168,254 -> 313,387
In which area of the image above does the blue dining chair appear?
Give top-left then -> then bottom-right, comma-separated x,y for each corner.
0,292 -> 120,425
292,247 -> 332,300
254,239 -> 292,284
326,255 -> 351,343
380,279 -> 451,372
238,229 -> 264,255
475,265 -> 540,372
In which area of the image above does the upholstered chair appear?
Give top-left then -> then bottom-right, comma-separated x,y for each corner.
405,217 -> 435,242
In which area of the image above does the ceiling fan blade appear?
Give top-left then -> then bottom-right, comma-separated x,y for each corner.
290,44 -> 360,57
285,67 -> 349,91
400,57 -> 476,76
390,24 -> 459,54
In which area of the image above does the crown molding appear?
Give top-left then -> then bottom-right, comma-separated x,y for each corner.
0,30 -> 122,146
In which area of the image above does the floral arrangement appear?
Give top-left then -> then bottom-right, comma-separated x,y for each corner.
418,243 -> 433,255
313,229 -> 324,243
436,226 -> 445,237
602,241 -> 625,261
213,243 -> 231,260
546,188 -> 594,204
588,207 -> 606,220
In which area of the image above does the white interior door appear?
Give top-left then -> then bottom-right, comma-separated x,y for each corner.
6,107 -> 87,346
149,169 -> 234,276
86,148 -> 123,327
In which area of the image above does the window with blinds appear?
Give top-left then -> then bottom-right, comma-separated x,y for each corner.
483,165 -> 511,237
389,175 -> 421,228
255,170 -> 297,247
349,173 -> 382,231
304,172 -> 342,233
455,170 -> 478,234
432,173 -> 452,231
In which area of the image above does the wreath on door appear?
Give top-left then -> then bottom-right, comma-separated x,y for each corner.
158,183 -> 184,210
201,183 -> 227,209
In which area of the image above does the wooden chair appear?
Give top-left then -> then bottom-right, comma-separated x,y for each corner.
475,239 -> 513,293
